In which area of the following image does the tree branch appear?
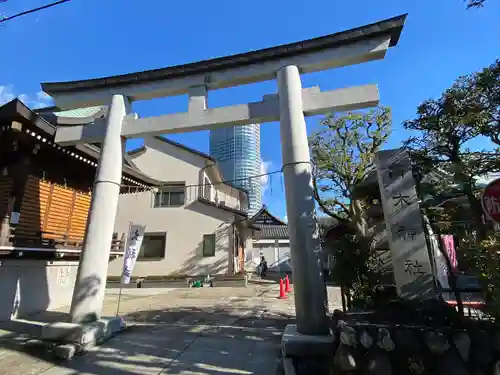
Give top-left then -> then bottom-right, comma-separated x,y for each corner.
312,173 -> 348,223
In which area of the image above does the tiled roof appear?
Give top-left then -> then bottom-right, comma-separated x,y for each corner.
250,206 -> 287,226
0,99 -> 159,187
255,224 -> 289,239
52,106 -> 105,118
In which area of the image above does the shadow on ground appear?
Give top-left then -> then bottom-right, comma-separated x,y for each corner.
0,304 -> 294,375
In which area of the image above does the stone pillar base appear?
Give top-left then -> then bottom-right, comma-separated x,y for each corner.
40,316 -> 125,359
282,324 -> 334,357
281,324 -> 335,375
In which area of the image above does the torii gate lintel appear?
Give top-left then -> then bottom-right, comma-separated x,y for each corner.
54,84 -> 379,146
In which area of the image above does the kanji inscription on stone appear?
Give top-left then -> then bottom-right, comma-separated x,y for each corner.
404,260 -> 425,276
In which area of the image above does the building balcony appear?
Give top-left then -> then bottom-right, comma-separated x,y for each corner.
183,185 -> 247,213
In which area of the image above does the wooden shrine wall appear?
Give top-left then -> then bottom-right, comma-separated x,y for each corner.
16,175 -> 91,241
0,177 -> 13,219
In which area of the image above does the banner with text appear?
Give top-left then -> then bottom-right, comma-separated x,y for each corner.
121,224 -> 146,284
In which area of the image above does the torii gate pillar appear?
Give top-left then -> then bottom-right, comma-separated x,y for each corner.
68,95 -> 128,324
278,65 -> 329,335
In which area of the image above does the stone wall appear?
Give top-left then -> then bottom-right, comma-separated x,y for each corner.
0,260 -> 78,321
331,306 -> 500,374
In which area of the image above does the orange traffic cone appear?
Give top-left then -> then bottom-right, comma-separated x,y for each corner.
278,278 -> 288,299
285,275 -> 292,293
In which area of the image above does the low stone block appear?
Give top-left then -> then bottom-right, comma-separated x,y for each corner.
364,349 -> 392,375
53,344 -> 77,360
41,316 -> 125,349
437,353 -> 468,375
281,324 -> 335,358
334,344 -> 358,372
41,322 -> 80,341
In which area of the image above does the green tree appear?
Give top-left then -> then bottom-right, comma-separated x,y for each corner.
310,106 -> 390,237
405,66 -> 500,317
403,80 -> 499,241
310,106 -> 391,304
469,59 -> 500,144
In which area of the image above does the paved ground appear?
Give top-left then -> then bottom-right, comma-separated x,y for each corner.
0,283 -> 342,375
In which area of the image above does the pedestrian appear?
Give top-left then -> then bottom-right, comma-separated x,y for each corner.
258,256 -> 268,278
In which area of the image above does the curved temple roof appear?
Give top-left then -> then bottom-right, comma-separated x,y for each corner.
0,99 -> 159,186
41,14 -> 406,95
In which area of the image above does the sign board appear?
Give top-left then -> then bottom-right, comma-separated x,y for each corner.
481,178 -> 500,224
121,224 -> 146,284
375,148 -> 436,299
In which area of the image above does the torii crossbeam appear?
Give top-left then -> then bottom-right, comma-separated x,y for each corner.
41,14 -> 406,338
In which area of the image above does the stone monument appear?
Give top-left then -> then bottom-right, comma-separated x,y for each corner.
374,148 -> 436,299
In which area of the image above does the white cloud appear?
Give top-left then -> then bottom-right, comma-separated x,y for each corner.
260,159 -> 272,195
283,215 -> 288,223
18,93 -> 30,103
36,91 -> 52,103
0,85 -> 15,104
0,85 -> 53,109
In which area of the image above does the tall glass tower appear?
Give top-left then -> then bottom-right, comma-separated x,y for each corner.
209,124 -> 262,215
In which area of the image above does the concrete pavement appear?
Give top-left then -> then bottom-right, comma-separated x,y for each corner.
0,284 -> 342,375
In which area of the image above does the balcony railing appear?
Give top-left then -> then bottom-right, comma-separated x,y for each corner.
184,184 -> 245,211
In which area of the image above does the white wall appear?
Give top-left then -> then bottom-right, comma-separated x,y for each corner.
0,260 -> 78,321
110,138 -> 240,277
110,190 -> 235,277
251,241 -> 292,273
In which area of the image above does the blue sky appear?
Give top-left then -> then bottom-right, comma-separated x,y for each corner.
1,0 -> 499,220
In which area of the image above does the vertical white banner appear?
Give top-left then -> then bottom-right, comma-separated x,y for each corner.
121,224 -> 146,284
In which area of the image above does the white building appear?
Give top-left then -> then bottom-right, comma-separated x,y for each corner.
107,136 -> 258,278
248,206 -> 291,274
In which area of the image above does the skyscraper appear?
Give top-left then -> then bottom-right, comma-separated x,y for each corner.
209,124 -> 262,215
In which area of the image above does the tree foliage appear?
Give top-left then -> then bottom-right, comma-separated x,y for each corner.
310,106 -> 391,301
310,106 -> 390,229
404,58 -> 500,317
403,76 -> 500,241
466,59 -> 500,144
466,0 -> 487,8
466,233 -> 500,318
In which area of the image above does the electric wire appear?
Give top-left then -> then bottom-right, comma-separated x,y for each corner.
119,161 -> 312,191
0,0 -> 71,24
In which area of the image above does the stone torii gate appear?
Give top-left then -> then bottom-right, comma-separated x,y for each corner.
42,15 -> 406,339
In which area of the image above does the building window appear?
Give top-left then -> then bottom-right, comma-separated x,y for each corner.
154,184 -> 185,207
138,233 -> 166,259
202,234 -> 216,257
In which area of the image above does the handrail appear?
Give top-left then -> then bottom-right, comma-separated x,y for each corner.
0,245 -> 124,256
5,226 -> 125,252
